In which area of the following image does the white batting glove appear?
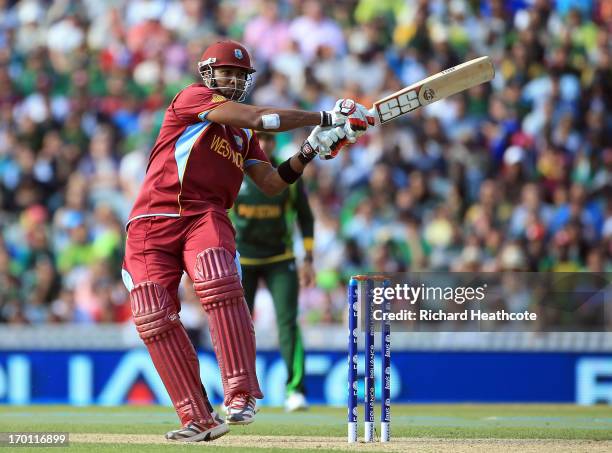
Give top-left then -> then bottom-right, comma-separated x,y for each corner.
298,126 -> 347,163
298,126 -> 324,164
320,99 -> 375,142
317,126 -> 349,160
344,103 -> 375,142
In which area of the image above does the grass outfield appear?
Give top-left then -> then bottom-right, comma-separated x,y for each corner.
0,405 -> 610,452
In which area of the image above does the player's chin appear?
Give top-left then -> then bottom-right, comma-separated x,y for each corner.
217,87 -> 237,99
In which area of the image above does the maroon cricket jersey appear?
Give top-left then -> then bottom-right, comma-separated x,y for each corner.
128,83 -> 269,224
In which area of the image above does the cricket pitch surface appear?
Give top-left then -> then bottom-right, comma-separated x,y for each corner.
1,404 -> 610,452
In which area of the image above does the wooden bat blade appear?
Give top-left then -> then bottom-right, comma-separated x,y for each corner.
371,56 -> 495,124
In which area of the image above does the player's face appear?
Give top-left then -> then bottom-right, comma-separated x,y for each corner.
213,67 -> 248,98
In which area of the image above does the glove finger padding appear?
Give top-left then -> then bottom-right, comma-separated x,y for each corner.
352,104 -> 374,129
344,104 -> 375,142
319,126 -> 348,160
348,117 -> 367,132
327,138 -> 349,159
356,104 -> 376,126
343,122 -> 360,143
305,125 -> 322,149
319,132 -> 334,149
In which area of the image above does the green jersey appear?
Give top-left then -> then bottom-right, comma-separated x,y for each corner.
231,162 -> 314,264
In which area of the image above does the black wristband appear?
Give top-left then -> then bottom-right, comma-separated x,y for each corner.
298,140 -> 317,165
277,158 -> 302,184
320,111 -> 332,127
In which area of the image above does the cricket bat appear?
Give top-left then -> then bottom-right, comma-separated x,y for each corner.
369,56 -> 495,125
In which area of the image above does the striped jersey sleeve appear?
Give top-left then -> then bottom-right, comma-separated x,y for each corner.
171,84 -> 229,124
244,131 -> 270,169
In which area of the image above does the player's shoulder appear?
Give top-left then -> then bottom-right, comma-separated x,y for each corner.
177,83 -> 227,104
181,83 -> 210,95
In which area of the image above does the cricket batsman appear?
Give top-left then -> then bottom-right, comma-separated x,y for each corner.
232,131 -> 314,412
121,40 -> 373,442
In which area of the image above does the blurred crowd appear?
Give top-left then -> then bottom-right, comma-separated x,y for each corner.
0,0 -> 610,327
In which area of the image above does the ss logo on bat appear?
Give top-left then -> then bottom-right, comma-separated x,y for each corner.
377,90 -> 421,122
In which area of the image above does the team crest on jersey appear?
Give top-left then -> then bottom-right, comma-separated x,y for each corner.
212,94 -> 227,103
234,49 -> 243,59
233,135 -> 243,149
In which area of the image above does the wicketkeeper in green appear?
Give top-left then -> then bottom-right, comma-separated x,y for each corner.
231,131 -> 315,412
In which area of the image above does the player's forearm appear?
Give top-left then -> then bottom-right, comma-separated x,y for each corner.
260,173 -> 288,196
251,154 -> 305,197
259,154 -> 305,196
206,101 -> 323,132
252,108 -> 321,132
